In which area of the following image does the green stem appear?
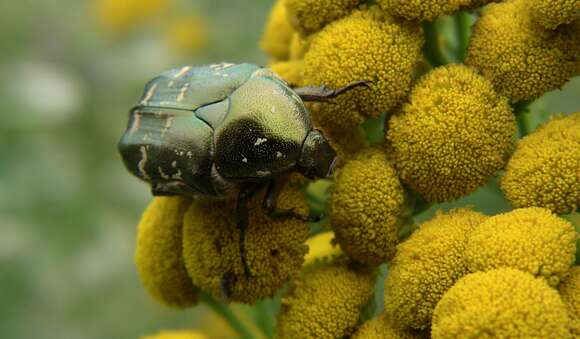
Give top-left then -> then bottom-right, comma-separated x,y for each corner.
422,20 -> 450,67
254,300 -> 274,338
512,100 -> 532,138
454,11 -> 472,61
200,292 -> 256,339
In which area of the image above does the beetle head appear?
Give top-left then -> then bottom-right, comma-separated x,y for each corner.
297,129 -> 337,179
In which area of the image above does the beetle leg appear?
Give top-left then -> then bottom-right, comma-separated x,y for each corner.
262,180 -> 323,222
293,80 -> 371,102
235,183 -> 261,278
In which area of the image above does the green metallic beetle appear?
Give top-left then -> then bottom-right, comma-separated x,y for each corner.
119,63 -> 366,277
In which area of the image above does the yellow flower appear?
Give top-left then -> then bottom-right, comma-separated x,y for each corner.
142,330 -> 206,339
376,0 -> 498,21
182,174 -> 310,304
94,0 -> 170,34
135,196 -> 199,308
530,0 -> 579,29
384,209 -> 488,330
465,207 -> 578,286
270,60 -> 304,86
331,148 -> 405,265
501,112 -> 580,214
432,268 -> 571,339
465,0 -> 580,102
276,256 -> 376,339
261,0 -> 295,61
289,33 -> 312,61
351,313 -> 424,339
285,0 -> 364,36
386,64 -> 515,203
165,16 -> 207,56
303,9 -> 424,130
303,232 -> 342,266
559,266 -> 580,337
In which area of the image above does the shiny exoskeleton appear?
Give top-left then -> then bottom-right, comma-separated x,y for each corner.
119,63 -> 367,284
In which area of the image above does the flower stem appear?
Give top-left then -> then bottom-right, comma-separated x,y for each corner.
422,20 -> 450,67
512,100 -> 532,138
454,11 -> 472,61
200,291 -> 256,339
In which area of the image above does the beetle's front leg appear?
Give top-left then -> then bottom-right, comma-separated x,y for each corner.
234,183 -> 261,278
293,80 -> 371,102
262,180 -> 323,222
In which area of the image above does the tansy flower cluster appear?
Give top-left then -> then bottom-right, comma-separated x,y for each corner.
131,0 -> 579,337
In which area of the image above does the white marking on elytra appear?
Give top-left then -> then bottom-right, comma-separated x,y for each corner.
276,151 -> 283,158
158,166 -> 170,180
171,161 -> 177,168
256,170 -> 271,176
174,149 -> 185,157
186,151 -> 192,158
161,117 -> 174,137
168,80 -> 175,87
129,113 -> 141,135
141,83 -> 158,104
242,157 -> 248,163
177,83 -> 190,102
254,137 -> 267,146
172,169 -> 182,180
174,66 -> 192,79
138,146 -> 150,180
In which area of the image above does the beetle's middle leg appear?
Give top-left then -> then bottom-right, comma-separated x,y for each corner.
234,183 -> 261,278
293,80 -> 371,102
262,180 -> 323,222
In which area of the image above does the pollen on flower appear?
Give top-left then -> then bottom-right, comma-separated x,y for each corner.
558,266 -> 580,337
260,0 -> 295,61
135,196 -> 199,308
351,313 -> 424,339
530,0 -> 579,29
182,174 -> 309,304
501,112 -> 580,214
384,209 -> 488,330
464,207 -> 578,286
331,147 -> 405,265
432,269 -> 572,339
141,330 -> 206,339
303,232 -> 342,266
289,33 -> 311,61
270,60 -> 304,87
303,8 -> 424,131
376,0 -> 498,21
386,64 -> 515,203
465,0 -> 580,102
285,0 -> 364,36
276,256 -> 376,339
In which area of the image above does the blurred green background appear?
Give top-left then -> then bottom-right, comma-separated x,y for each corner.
0,1 -> 578,338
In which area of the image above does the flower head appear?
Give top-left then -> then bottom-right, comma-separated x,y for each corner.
303,232 -> 342,266
165,16 -> 207,56
384,209 -> 488,330
376,0 -> 498,21
351,313 -> 424,339
559,266 -> 580,337
303,8 -> 424,130
465,0 -> 580,102
432,268 -> 571,339
386,64 -> 515,203
531,0 -> 579,29
94,0 -> 170,34
289,33 -> 312,61
331,147 -> 405,265
261,0 -> 295,60
465,207 -> 577,286
501,112 -> 580,214
182,174 -> 310,304
277,256 -> 376,339
285,0 -> 364,36
270,60 -> 304,87
135,196 -> 199,308
142,330 -> 206,339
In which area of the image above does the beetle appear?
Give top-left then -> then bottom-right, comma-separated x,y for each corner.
119,63 -> 367,277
